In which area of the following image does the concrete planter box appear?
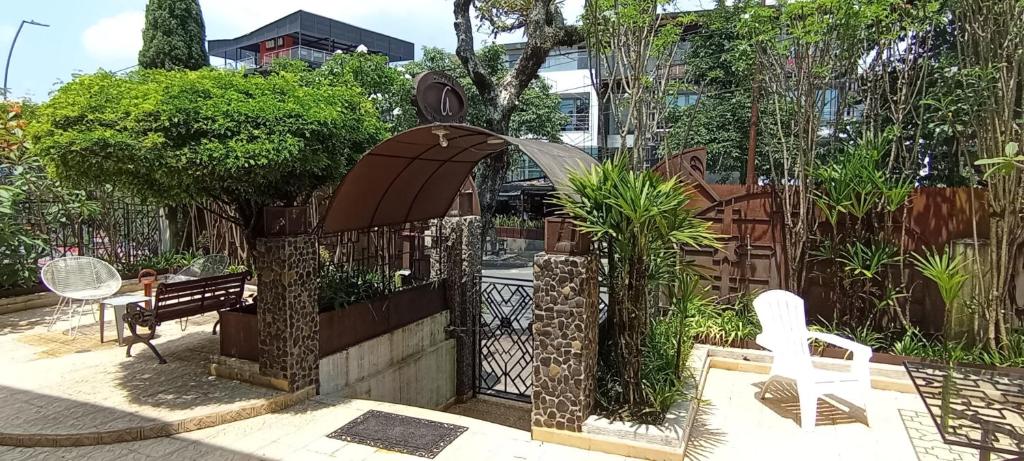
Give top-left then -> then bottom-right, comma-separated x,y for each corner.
218,282 -> 447,361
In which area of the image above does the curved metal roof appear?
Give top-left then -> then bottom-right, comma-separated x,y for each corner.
320,124 -> 598,233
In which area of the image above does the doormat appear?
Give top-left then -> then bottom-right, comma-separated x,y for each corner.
327,410 -> 468,459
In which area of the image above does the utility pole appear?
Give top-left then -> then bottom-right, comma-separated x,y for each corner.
3,19 -> 50,100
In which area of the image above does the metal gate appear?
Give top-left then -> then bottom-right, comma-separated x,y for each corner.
477,276 -> 535,402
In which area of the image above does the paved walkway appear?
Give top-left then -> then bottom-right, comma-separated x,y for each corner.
0,395 -> 638,460
0,304 -> 281,437
688,368 -> 1009,461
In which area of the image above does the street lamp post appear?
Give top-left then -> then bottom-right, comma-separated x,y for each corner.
3,19 -> 50,100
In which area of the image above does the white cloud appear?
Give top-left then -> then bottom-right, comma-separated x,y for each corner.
82,11 -> 145,62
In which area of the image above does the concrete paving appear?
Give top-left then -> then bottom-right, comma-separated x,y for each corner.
688,367 -> 1011,461
0,396 -> 639,460
0,303 -> 280,438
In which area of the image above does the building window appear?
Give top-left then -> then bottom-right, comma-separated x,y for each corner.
559,94 -> 590,132
669,92 -> 699,108
265,40 -> 276,49
276,37 -> 284,47
507,51 -> 522,69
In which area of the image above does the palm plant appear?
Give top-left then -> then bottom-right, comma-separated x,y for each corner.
553,155 -> 718,419
910,246 -> 970,310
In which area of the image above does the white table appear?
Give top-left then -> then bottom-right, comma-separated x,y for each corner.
99,295 -> 150,345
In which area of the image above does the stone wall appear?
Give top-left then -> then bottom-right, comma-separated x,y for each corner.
319,311 -> 456,409
531,253 -> 600,432
253,235 -> 319,392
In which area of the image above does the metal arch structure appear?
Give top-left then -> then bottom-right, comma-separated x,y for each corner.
319,123 -> 598,234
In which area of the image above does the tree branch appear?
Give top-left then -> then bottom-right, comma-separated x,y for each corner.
498,0 -> 580,125
454,0 -> 498,114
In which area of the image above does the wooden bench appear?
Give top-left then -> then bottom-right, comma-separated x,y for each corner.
124,271 -> 251,364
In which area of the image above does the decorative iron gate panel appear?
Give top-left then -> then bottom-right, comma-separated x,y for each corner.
477,276 -> 534,402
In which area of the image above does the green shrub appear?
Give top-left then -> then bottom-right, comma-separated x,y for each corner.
686,291 -> 761,347
317,265 -> 395,311
493,215 -> 543,229
118,250 -> 202,276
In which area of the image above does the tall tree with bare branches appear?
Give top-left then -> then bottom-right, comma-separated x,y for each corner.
452,0 -> 583,239
953,0 -> 1024,349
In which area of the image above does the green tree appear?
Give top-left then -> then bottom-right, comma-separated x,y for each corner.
453,0 -> 582,243
303,53 -> 419,135
660,4 -> 759,182
30,67 -> 386,241
138,0 -> 210,70
403,46 -> 567,141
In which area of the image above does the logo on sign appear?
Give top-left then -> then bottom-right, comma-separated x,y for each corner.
412,72 -> 468,124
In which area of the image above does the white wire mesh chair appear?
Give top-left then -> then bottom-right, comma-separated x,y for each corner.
166,254 -> 229,283
41,256 -> 123,337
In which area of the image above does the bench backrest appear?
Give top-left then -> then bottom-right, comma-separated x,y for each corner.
152,271 -> 251,323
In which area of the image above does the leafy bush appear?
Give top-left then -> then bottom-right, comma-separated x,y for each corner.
1,102 -> 48,290
118,250 -> 203,276
685,291 -> 761,347
317,265 -> 395,311
493,215 -> 543,229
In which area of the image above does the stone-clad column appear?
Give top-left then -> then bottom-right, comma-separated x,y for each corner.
532,253 -> 599,432
253,235 -> 319,392
438,216 -> 481,401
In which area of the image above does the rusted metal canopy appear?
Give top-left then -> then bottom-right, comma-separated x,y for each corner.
320,123 -> 597,234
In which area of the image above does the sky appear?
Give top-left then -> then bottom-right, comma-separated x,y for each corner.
0,0 -> 597,101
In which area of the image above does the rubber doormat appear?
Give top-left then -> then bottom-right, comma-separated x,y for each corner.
327,410 -> 468,458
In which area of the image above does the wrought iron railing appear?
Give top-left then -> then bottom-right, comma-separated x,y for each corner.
318,220 -> 444,286
261,46 -> 332,67
17,198 -> 163,271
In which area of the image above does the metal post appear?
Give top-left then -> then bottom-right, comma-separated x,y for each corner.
3,19 -> 50,100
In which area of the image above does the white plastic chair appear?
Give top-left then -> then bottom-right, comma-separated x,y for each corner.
41,256 -> 122,336
752,289 -> 873,431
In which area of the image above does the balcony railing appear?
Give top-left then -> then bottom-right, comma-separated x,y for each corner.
561,113 -> 590,132
263,46 -> 332,66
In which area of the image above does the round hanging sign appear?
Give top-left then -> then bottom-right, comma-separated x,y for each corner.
412,71 -> 468,124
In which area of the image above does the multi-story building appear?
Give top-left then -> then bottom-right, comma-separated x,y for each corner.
501,35 -> 703,180
209,10 -> 414,70
501,43 -> 600,181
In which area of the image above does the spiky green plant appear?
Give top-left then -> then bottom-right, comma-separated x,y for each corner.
553,155 -> 719,419
910,246 -> 970,310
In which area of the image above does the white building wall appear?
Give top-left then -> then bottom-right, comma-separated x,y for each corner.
538,69 -> 599,154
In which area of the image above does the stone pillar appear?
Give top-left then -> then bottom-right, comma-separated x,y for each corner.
253,235 -> 319,392
438,216 -> 481,401
532,252 -> 600,432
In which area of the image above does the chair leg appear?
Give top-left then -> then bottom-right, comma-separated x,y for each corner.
212,319 -> 220,336
68,300 -> 88,337
860,381 -> 872,422
798,386 -> 818,431
47,297 -> 69,331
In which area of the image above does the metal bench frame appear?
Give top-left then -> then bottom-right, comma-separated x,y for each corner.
124,271 -> 251,364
